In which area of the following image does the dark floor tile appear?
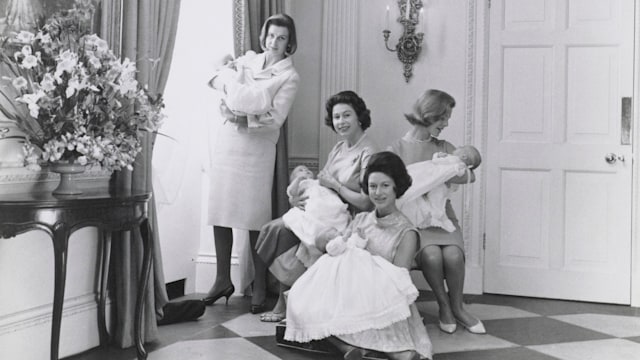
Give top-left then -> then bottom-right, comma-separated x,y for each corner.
626,336 -> 640,344
485,316 -> 613,346
65,342 -> 162,360
470,294 -> 640,317
187,325 -> 240,340
433,346 -> 559,360
246,336 -> 337,360
197,293 -> 277,325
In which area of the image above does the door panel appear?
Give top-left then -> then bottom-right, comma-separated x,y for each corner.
485,0 -> 633,304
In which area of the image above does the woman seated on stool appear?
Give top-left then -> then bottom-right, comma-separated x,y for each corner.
390,89 -> 485,335
252,90 -> 378,321
285,151 -> 432,360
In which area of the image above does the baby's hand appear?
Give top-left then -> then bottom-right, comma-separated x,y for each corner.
435,152 -> 448,158
348,229 -> 368,249
215,54 -> 235,68
326,236 -> 347,256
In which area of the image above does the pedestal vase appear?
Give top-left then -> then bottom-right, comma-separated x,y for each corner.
50,162 -> 86,195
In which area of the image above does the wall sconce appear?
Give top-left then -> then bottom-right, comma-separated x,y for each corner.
383,0 -> 424,82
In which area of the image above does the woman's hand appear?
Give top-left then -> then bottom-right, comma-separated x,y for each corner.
219,100 -> 235,121
220,100 -> 248,125
317,170 -> 341,192
289,189 -> 309,210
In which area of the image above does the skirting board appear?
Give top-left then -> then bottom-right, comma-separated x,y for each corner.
0,293 -> 112,359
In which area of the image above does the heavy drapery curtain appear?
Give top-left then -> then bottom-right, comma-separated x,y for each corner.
99,0 -> 181,347
233,0 -> 288,220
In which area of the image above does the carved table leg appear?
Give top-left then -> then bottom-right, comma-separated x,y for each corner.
135,218 -> 153,359
51,224 -> 70,360
98,230 -> 112,346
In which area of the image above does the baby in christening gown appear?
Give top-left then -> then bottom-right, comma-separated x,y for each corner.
282,165 -> 351,267
398,145 -> 481,231
285,212 -> 431,359
211,50 -> 271,128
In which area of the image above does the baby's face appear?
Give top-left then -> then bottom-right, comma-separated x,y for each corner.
293,166 -> 314,180
453,147 -> 480,167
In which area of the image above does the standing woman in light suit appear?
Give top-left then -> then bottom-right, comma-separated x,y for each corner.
204,14 -> 300,306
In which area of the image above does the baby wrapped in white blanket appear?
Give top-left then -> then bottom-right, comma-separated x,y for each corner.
282,165 -> 351,266
211,51 -> 273,128
398,145 -> 481,231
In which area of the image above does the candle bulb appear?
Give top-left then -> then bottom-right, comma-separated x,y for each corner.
405,0 -> 411,20
385,5 -> 390,30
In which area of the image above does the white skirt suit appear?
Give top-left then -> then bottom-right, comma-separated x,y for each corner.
208,52 -> 299,230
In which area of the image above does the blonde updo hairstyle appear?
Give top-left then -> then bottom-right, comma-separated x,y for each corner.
404,89 -> 456,127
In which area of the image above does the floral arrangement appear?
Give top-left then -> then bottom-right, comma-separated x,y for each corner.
0,0 -> 165,171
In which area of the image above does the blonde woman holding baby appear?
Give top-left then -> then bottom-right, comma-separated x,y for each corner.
389,89 -> 485,335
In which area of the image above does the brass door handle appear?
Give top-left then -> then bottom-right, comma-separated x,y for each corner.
605,153 -> 625,164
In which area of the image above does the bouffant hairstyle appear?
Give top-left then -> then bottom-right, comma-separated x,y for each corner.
259,14 -> 297,55
404,89 -> 456,127
323,90 -> 372,132
362,151 -> 412,198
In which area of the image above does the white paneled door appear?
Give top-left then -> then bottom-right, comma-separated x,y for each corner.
485,0 -> 634,304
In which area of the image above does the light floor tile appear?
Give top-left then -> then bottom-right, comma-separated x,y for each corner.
148,338 -> 280,360
221,313 -> 279,337
425,324 -> 516,354
550,313 -> 640,337
528,338 -> 640,360
416,301 -> 540,321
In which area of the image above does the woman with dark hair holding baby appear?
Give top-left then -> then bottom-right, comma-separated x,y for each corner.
252,90 -> 378,321
204,13 -> 299,307
285,151 -> 432,360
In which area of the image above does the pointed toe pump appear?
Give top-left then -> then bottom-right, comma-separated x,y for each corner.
439,321 -> 457,334
459,319 -> 486,334
203,284 -> 235,306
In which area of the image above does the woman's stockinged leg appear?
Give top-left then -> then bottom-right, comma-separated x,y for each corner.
260,282 -> 288,322
207,226 -> 234,297
441,245 -> 475,326
419,245 -> 455,325
249,230 -> 267,307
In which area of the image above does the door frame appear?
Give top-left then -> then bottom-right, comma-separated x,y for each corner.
470,0 -> 640,306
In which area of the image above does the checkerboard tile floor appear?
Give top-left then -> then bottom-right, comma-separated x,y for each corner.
67,292 -> 640,360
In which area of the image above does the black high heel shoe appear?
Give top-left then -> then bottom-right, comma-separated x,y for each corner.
202,284 -> 235,306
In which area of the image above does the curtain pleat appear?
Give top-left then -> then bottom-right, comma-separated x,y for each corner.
100,0 -> 182,348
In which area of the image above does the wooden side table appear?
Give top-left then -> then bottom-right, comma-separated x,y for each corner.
0,189 -> 153,360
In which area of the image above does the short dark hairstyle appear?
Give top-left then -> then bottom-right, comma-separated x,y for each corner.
259,14 -> 297,55
362,151 -> 412,198
323,90 -> 372,132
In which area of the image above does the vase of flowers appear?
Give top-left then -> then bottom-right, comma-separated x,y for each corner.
50,160 -> 86,195
0,1 -> 165,182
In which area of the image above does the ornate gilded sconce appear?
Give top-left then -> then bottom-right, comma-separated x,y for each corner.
383,0 -> 424,82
